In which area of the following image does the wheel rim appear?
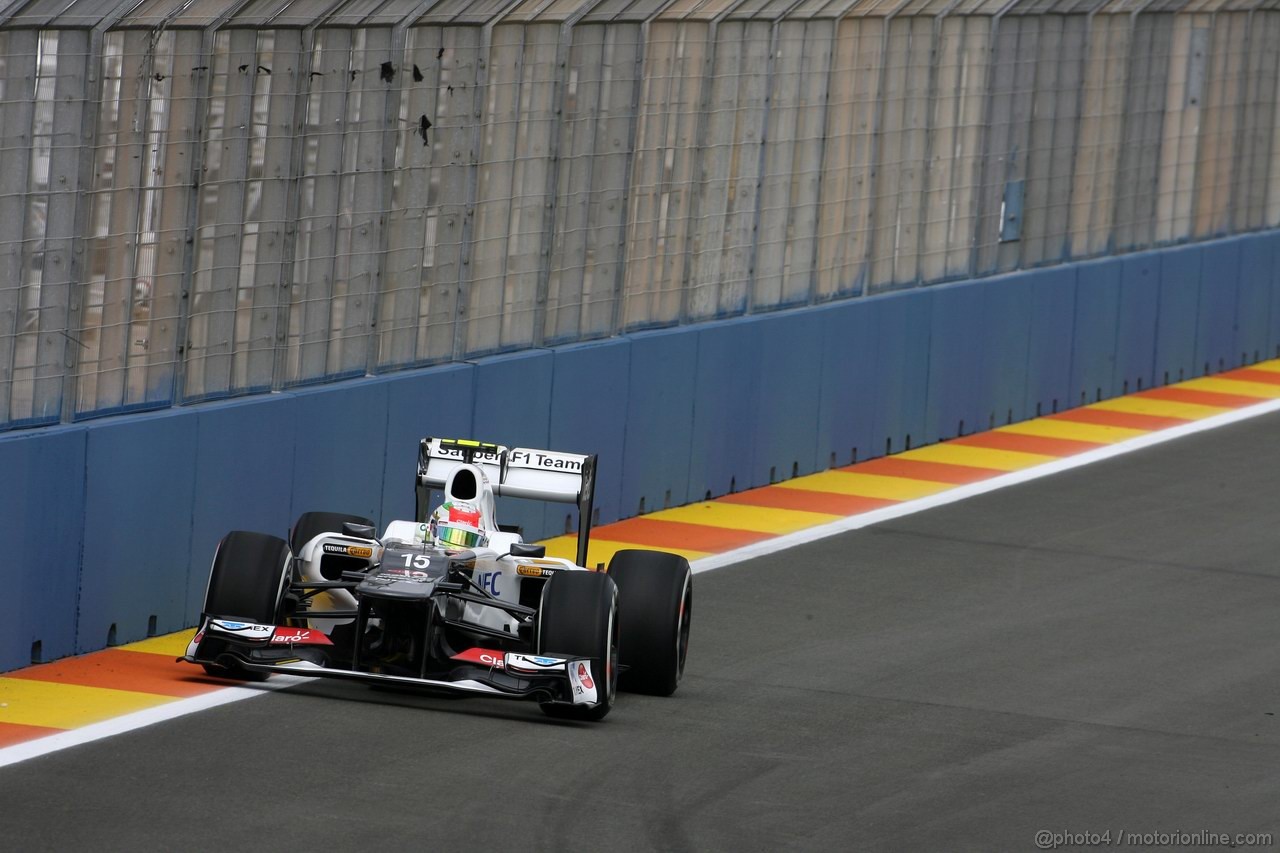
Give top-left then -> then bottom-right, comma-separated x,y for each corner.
675,576 -> 691,681
606,594 -> 619,705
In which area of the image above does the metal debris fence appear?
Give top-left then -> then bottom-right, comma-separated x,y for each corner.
0,0 -> 1276,428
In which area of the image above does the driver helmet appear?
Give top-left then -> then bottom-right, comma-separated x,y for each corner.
430,501 -> 487,550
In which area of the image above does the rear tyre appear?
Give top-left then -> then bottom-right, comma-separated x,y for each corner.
537,571 -> 618,721
608,549 -> 692,696
289,511 -> 375,555
200,531 -> 291,681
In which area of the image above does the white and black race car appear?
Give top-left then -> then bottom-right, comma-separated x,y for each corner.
182,438 -> 692,721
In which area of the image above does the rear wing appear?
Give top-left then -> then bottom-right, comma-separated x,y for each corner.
415,437 -> 598,567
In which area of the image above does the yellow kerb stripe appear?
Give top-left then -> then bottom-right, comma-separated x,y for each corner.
898,443 -> 1057,471
775,471 -> 952,501
649,502 -> 840,534
1181,377 -> 1280,399
998,418 -> 1146,444
540,535 -> 711,566
1090,396 -> 1228,420
119,631 -> 197,657
0,678 -> 176,729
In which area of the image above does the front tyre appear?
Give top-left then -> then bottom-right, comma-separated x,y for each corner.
607,549 -> 692,696
537,571 -> 619,721
200,531 -> 291,681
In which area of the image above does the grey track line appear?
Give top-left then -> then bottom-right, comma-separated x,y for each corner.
2,412 -> 1279,853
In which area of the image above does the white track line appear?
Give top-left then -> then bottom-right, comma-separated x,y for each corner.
3,395 -> 1278,769
0,675 -> 309,769
688,397 -> 1280,575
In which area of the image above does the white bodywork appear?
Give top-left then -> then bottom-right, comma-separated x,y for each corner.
418,438 -> 590,504
292,534 -> 374,632
296,451 -> 589,636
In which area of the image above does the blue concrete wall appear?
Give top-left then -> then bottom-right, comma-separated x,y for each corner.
1271,232 -> 1280,357
0,426 -> 86,667
1155,243 -> 1203,385
377,363 -> 475,527
546,339 -> 631,533
619,328 -> 697,516
1196,241 -> 1242,377
980,272 -> 1034,428
815,298 -> 879,467
188,395 -> 299,621
472,350 -> 555,539
873,290 -> 932,453
1024,266 -> 1077,417
79,411 -> 198,653
926,280 -> 988,442
688,318 -> 760,500
1114,255 -> 1160,394
2,232 -> 1279,671
752,310 -> 825,484
1236,236 -> 1274,366
1071,257 -> 1122,408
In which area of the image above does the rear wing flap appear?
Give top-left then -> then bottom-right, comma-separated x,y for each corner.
415,438 -> 598,567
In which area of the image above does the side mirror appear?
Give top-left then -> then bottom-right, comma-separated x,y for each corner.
343,522 -> 377,540
509,542 -> 546,558
448,550 -> 478,571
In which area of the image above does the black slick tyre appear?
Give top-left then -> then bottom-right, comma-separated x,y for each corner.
607,549 -> 692,696
200,531 -> 291,681
289,511 -> 375,555
537,571 -> 619,721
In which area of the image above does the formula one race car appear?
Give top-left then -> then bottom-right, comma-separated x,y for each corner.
182,438 -> 692,721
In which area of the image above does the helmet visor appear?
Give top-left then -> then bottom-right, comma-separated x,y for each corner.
437,524 -> 484,549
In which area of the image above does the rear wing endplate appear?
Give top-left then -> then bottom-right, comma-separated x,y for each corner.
415,438 -> 598,568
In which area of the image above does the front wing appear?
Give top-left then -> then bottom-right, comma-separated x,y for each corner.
182,618 -> 601,708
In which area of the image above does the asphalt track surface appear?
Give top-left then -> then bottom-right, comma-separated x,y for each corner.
4,413 -> 1280,852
